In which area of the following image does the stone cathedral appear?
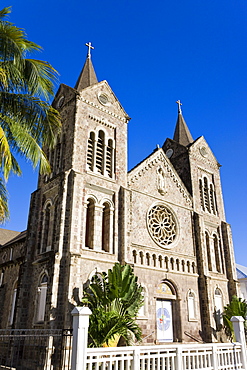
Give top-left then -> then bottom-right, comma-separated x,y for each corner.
0,46 -> 238,344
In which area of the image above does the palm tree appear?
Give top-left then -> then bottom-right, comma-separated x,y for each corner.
223,296 -> 247,341
0,6 -> 61,222
81,263 -> 144,347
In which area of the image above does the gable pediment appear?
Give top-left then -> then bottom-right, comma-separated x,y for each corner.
77,80 -> 130,123
189,136 -> 220,170
128,148 -> 192,207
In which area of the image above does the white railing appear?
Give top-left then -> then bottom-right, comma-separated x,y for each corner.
85,342 -> 244,370
71,308 -> 247,370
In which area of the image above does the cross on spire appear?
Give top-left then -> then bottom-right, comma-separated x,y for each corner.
86,42 -> 94,59
176,100 -> 182,114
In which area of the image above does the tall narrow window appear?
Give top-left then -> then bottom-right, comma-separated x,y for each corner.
133,250 -> 137,264
203,177 -> 210,212
206,232 -> 212,271
214,235 -> 221,273
85,199 -> 95,249
106,139 -> 113,177
188,290 -> 196,320
102,202 -> 110,252
36,275 -> 48,323
199,179 -> 204,210
214,288 -> 223,328
42,204 -> 51,253
9,281 -> 18,326
210,184 -> 216,214
52,200 -> 59,250
87,132 -> 95,171
96,131 -> 104,174
55,142 -> 61,174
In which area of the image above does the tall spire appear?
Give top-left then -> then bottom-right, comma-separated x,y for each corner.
173,100 -> 194,146
74,42 -> 98,92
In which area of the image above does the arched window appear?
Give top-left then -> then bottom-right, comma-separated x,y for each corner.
199,176 -> 217,214
187,261 -> 190,273
210,184 -> 216,214
152,254 -> 157,267
203,177 -> 210,212
199,179 -> 204,210
133,250 -> 137,264
96,130 -> 104,174
213,235 -> 221,273
176,259 -> 180,271
205,232 -> 212,271
87,132 -> 95,171
181,260 -> 185,272
158,255 -> 163,268
140,252 -> 144,265
85,199 -> 95,249
214,288 -> 223,328
9,281 -> 18,326
42,203 -> 51,253
102,202 -> 110,252
52,200 -> 59,250
187,290 -> 196,320
146,253 -> 150,266
137,285 -> 147,318
36,274 -> 48,323
0,270 -> 3,287
170,258 -> 174,270
55,142 -> 61,174
192,262 -> 196,274
106,139 -> 113,177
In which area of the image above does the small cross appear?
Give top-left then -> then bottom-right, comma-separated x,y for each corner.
85,42 -> 94,59
176,100 -> 182,114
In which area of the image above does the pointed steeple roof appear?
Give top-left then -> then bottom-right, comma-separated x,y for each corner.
74,42 -> 98,92
173,100 -> 194,146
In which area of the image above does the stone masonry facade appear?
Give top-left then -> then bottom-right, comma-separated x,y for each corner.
0,55 -> 239,344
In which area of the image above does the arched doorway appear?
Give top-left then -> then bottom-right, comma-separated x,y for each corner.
155,281 -> 179,342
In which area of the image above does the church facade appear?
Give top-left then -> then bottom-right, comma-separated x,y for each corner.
0,48 -> 238,344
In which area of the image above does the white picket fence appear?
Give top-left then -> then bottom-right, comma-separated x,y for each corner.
71,307 -> 247,370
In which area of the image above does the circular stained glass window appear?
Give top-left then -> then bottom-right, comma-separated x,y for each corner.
147,204 -> 177,247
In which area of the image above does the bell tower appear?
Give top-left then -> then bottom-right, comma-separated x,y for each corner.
16,44 -> 130,329
163,102 -> 238,341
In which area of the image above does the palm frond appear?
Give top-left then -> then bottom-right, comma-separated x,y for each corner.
0,7 -> 11,20
0,176 -> 9,222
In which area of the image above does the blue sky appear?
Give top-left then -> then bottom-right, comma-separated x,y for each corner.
2,0 -> 247,264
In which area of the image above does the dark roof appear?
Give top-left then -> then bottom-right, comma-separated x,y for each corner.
173,112 -> 194,146
3,230 -> 27,247
0,228 -> 21,245
74,57 -> 98,91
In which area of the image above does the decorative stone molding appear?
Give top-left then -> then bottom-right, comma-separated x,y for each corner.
88,114 -> 116,129
128,150 -> 192,205
190,151 -> 219,170
80,96 -> 128,123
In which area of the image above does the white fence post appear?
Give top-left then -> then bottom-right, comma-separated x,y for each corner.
132,347 -> 140,370
71,306 -> 92,370
211,344 -> 218,370
176,345 -> 183,370
231,316 -> 247,369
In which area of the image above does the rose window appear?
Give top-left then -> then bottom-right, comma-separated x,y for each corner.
147,204 -> 177,247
